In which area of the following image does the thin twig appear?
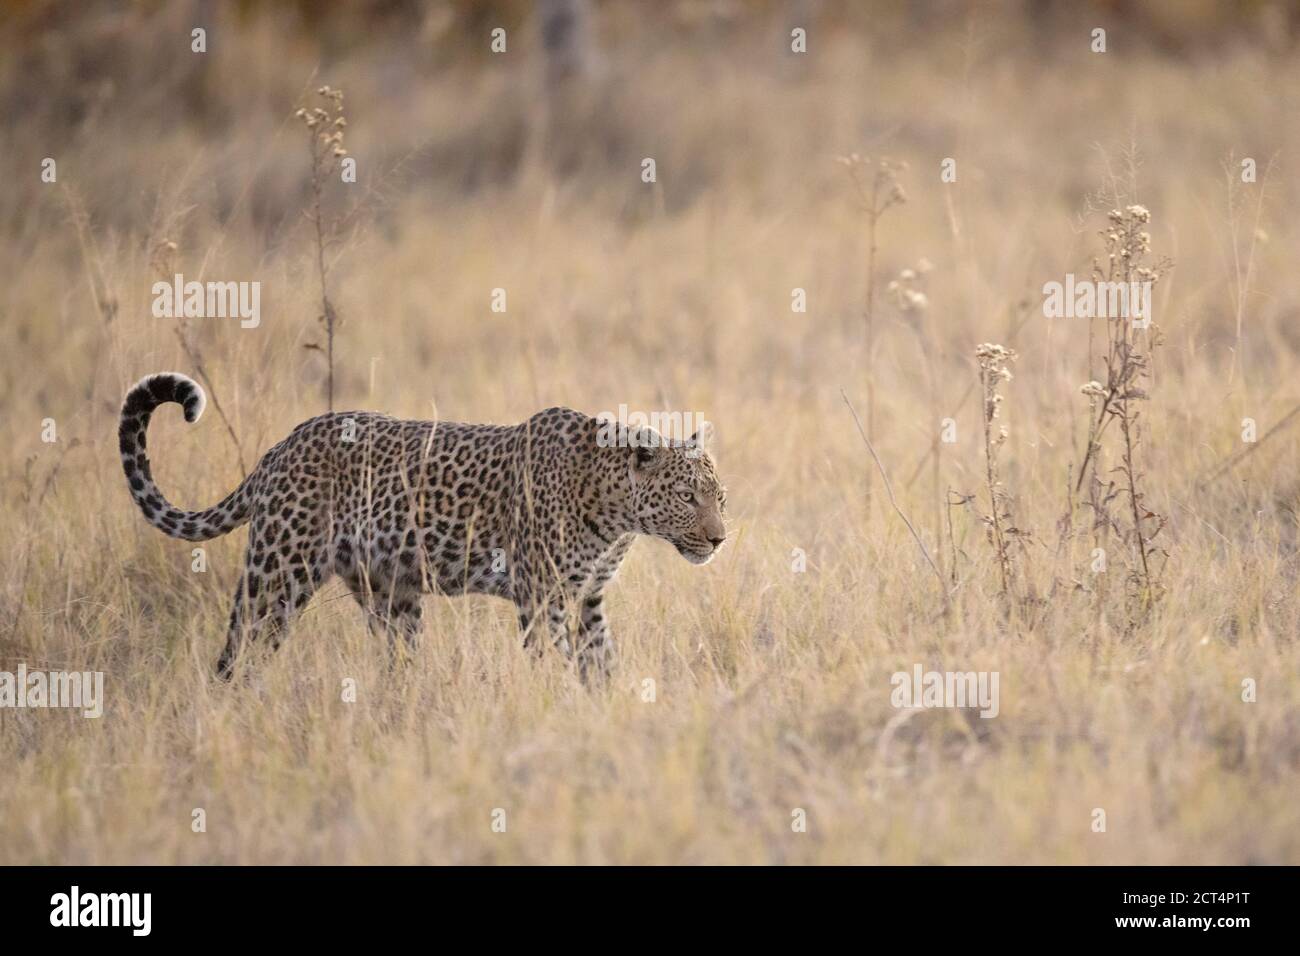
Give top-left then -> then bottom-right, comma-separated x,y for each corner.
173,326 -> 249,477
841,389 -> 949,605
1197,399 -> 1300,487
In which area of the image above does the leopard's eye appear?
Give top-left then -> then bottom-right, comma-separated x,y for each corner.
677,490 -> 694,504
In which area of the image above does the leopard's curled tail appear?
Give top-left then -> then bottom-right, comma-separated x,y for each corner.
119,373 -> 254,541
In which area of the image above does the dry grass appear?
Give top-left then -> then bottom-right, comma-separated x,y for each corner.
2,2 -> 1299,864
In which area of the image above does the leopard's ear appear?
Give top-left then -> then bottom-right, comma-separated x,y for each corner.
687,420 -> 714,451
627,424 -> 667,473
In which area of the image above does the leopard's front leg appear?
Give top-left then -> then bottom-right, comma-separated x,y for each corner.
513,592 -> 610,682
572,535 -> 632,682
576,593 -> 614,682
516,596 -> 572,658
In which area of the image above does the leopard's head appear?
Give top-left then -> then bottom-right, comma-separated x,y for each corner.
625,423 -> 728,565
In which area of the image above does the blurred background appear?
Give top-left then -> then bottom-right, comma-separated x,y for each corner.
2,0 -> 1299,425
2,0 -> 1300,400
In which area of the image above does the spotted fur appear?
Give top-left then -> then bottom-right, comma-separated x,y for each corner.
119,373 -> 728,680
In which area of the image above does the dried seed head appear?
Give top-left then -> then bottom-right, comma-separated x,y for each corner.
975,342 -> 1016,362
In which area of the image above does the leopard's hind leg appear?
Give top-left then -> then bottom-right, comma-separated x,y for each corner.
341,551 -> 425,665
216,513 -> 331,680
349,586 -> 424,663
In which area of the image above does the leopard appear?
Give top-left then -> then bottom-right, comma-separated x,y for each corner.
119,372 -> 728,680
